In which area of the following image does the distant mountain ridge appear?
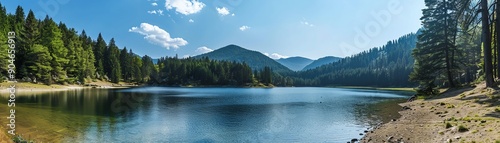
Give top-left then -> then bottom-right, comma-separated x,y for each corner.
276,57 -> 313,71
302,56 -> 341,71
194,45 -> 292,73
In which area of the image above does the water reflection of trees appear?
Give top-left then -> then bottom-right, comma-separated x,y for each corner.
0,89 -> 152,142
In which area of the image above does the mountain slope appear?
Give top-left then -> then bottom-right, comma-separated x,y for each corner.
302,56 -> 341,71
276,57 -> 313,71
291,33 -> 418,87
195,45 -> 292,73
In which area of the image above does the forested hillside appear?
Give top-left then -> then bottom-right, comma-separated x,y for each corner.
195,45 -> 292,73
0,4 -> 159,84
281,33 -> 418,87
156,57 -> 272,86
276,56 -> 313,71
301,56 -> 341,71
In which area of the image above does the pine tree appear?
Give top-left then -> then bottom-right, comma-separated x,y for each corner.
481,0 -> 495,87
131,54 -> 143,82
120,47 -> 131,82
12,6 -> 24,33
93,33 -> 106,79
0,4 -> 10,77
40,16 -> 68,83
25,44 -> 52,84
410,0 -> 459,89
105,38 -> 121,83
63,28 -> 83,78
79,30 -> 96,80
16,10 -> 40,79
141,55 -> 154,82
13,6 -> 25,79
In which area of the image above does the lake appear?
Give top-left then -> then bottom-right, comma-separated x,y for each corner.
0,87 -> 410,142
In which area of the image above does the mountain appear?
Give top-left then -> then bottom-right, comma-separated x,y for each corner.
302,56 -> 341,71
276,57 -> 313,71
195,45 -> 292,73
292,33 -> 418,87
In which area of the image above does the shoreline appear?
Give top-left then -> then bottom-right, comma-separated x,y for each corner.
361,84 -> 500,143
0,82 -> 134,94
331,86 -> 415,92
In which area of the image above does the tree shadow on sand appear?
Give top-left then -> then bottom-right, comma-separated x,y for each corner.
424,87 -> 474,100
457,87 -> 500,119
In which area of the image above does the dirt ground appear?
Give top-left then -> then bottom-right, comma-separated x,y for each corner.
362,83 -> 500,143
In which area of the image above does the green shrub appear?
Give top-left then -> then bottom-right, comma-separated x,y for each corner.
458,125 -> 468,132
445,122 -> 453,128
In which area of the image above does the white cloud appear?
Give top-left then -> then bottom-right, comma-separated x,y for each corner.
231,13 -> 235,16
189,19 -> 194,23
264,53 -> 288,59
129,23 -> 188,49
216,7 -> 230,16
151,2 -> 158,6
147,9 -> 164,15
165,0 -> 205,15
239,26 -> 250,31
196,46 -> 214,54
148,10 -> 157,14
301,21 -> 314,27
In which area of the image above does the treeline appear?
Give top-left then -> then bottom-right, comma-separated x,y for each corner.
0,4 -> 158,84
273,33 -> 418,87
410,0 -> 500,95
0,4 -> 269,86
156,56 -> 272,86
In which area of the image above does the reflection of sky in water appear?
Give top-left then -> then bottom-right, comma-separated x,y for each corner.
1,87 -> 407,142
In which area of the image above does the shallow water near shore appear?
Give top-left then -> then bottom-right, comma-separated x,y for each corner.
0,87 -> 410,142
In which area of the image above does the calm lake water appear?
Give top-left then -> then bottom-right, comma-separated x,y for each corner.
0,87 -> 409,142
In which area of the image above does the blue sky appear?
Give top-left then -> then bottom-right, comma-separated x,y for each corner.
2,0 -> 425,60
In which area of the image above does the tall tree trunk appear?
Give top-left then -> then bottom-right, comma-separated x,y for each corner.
482,0 -> 495,87
444,0 -> 455,87
496,0 -> 500,78
445,49 -> 455,87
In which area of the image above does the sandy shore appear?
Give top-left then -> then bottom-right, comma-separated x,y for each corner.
0,81 -> 134,94
362,83 -> 500,143
0,126 -> 10,143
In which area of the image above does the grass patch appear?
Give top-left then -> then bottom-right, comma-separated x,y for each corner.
495,107 -> 500,112
446,104 -> 455,108
459,94 -> 466,98
439,131 -> 444,135
458,125 -> 469,132
447,117 -> 457,121
445,122 -> 453,128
